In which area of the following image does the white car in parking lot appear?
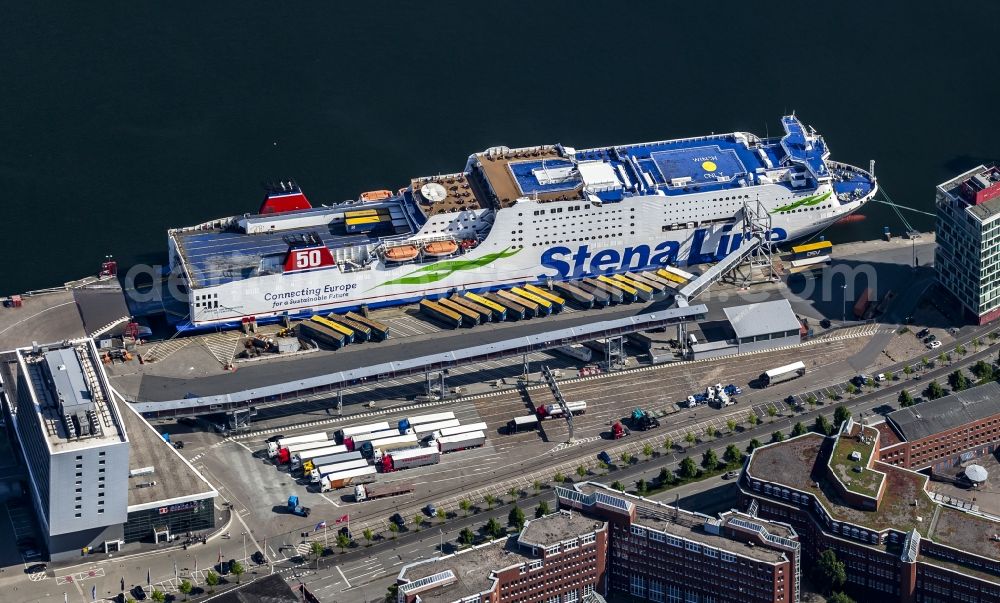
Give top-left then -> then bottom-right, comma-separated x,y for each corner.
927,340 -> 942,349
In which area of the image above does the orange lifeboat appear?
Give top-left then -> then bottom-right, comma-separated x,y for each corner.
384,245 -> 419,262
423,240 -> 459,257
360,189 -> 392,202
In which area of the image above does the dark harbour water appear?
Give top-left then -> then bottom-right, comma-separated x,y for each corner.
2,1 -> 999,293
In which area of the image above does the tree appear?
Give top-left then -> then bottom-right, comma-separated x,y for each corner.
150,590 -> 166,603
385,584 -> 399,603
704,425 -> 717,439
310,540 -> 324,568
903,364 -> 913,376
898,390 -> 914,408
620,452 -> 633,465
364,527 -> 375,544
459,527 -> 475,546
972,359 -> 995,382
685,431 -> 696,445
413,514 -> 424,530
828,593 -> 856,603
509,506 -> 526,530
485,517 -> 504,539
485,494 -> 496,509
508,487 -> 519,502
747,413 -> 759,427
658,467 -> 676,486
552,473 -> 565,484
813,415 -> 832,435
436,508 -> 446,523
766,405 -> 778,420
389,522 -> 399,537
845,383 -> 858,395
337,531 -> 351,551
662,437 -> 674,452
925,380 -> 945,400
533,480 -> 542,494
956,344 -> 967,356
746,438 -> 762,453
921,356 -> 930,368
611,480 -> 626,492
938,351 -> 948,364
771,430 -> 785,443
535,501 -> 550,517
597,460 -> 608,473
973,336 -> 982,350
948,369 -> 969,392
576,465 -> 588,478
178,580 -> 193,602
791,422 -> 807,437
723,444 -> 743,465
806,395 -> 817,409
643,443 -> 654,458
726,418 -> 737,433
231,560 -> 245,583
884,370 -> 895,381
459,498 -> 472,516
814,549 -> 846,595
636,478 -> 649,495
680,456 -> 698,478
833,405 -> 851,429
865,377 -> 875,388
204,571 -> 219,594
702,449 -> 719,470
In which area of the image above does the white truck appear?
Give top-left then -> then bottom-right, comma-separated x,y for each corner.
291,444 -> 348,471
336,421 -> 391,444
353,482 -> 415,502
408,419 -> 460,437
431,422 -> 488,441
437,430 -> 486,453
266,432 -> 328,458
310,458 -> 372,483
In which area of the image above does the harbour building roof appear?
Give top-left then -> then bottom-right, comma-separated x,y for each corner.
886,381 -> 1000,442
723,299 -> 801,339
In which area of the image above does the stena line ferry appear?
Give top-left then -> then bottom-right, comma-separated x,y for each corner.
167,115 -> 876,331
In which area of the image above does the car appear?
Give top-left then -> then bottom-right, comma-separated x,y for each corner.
598,451 -> 613,465
723,470 -> 739,480
425,503 -> 438,517
949,327 -> 959,335
265,434 -> 285,443
686,395 -> 697,407
25,563 -> 46,574
875,373 -> 886,382
251,551 -> 266,565
390,513 -> 405,526
851,375 -> 868,387
131,586 -> 148,601
820,319 -> 831,329
916,328 -> 930,338
338,526 -> 352,539
219,560 -> 231,575
173,440 -> 184,449
928,341 -> 942,349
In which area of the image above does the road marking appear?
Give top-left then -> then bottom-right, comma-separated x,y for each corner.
319,493 -> 341,508
337,565 -> 352,588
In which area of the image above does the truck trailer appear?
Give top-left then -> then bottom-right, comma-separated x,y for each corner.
437,430 -> 486,453
277,440 -> 337,465
344,428 -> 404,451
537,401 -> 587,418
353,482 -> 415,502
304,450 -> 365,476
310,459 -> 371,483
431,422 -> 488,440
335,422 -> 391,444
291,444 -> 348,471
406,419 -> 460,436
267,432 -> 328,458
320,466 -> 378,492
398,412 -> 457,433
361,433 -> 420,458
380,448 -> 441,472
507,415 -> 540,433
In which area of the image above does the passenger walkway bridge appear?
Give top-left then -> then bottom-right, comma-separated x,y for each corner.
130,305 -> 707,417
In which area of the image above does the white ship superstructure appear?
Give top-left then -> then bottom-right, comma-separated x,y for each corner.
167,115 -> 876,330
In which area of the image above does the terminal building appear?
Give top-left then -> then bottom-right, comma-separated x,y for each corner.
689,299 -> 802,360
741,417 -> 1000,602
0,339 -> 217,561
935,164 -> 1000,324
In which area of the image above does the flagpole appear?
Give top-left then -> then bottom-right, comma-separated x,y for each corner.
324,523 -> 328,548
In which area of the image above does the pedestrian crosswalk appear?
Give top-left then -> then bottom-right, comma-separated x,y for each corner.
142,337 -> 192,363
203,332 -> 242,366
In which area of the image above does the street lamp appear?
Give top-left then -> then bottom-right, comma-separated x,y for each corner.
841,285 -> 847,323
242,531 -> 248,565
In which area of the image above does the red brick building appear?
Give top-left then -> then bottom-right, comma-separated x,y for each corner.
741,420 -> 1000,603
877,381 -> 1000,471
396,511 -> 608,603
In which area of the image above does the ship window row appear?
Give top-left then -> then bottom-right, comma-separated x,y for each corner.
530,233 -> 632,246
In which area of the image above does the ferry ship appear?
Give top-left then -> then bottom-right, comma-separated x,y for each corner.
167,115 -> 876,330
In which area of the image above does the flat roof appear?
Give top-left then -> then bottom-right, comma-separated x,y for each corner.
931,505 -> 1000,563
398,538 -> 532,603
18,341 -> 127,452
519,511 -> 605,549
115,396 -> 217,510
747,434 -> 937,535
723,299 -> 800,339
573,483 -> 788,563
829,424 -> 883,498
886,381 -> 1000,442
